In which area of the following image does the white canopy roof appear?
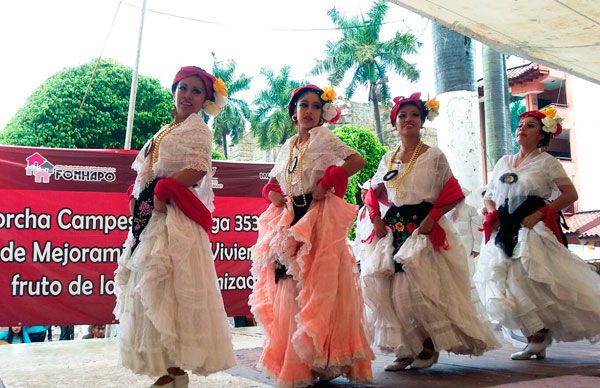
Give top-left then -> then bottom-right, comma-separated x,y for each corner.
390,0 -> 600,85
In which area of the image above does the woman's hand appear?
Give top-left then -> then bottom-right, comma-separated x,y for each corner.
417,215 -> 435,235
153,195 -> 167,213
313,182 -> 327,201
373,216 -> 388,238
522,210 -> 544,229
269,190 -> 287,207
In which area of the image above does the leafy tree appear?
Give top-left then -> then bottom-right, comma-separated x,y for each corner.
251,67 -> 303,150
211,53 -> 252,159
0,59 -> 173,149
312,0 -> 420,145
212,149 -> 226,160
333,124 -> 387,206
509,97 -> 526,153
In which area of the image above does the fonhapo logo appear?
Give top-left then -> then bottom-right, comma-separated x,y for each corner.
25,152 -> 117,184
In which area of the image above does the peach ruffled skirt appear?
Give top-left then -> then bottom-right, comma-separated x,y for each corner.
249,195 -> 373,388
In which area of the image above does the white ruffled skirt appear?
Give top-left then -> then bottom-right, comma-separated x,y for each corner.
474,222 -> 600,344
361,219 -> 499,358
114,205 -> 236,376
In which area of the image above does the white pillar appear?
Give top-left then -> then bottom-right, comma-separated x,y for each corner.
434,90 -> 484,207
570,77 -> 600,211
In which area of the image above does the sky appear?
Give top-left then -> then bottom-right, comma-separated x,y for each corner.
0,0 -> 452,131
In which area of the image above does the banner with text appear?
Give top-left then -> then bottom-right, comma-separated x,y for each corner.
0,145 -> 272,326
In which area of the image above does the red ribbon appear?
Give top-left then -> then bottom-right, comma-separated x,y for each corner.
154,178 -> 213,234
261,182 -> 284,203
429,176 -> 464,251
538,205 -> 563,243
127,183 -> 135,202
479,209 -> 499,244
318,165 -> 348,198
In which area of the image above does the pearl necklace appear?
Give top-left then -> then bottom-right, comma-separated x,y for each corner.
285,136 -> 310,207
151,121 -> 182,166
385,140 -> 424,190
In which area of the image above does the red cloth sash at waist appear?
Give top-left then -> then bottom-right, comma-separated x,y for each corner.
429,176 -> 464,251
319,165 -> 349,198
154,177 -> 212,234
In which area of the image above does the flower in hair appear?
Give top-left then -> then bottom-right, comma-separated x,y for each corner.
203,100 -> 221,116
321,86 -> 336,102
425,97 -> 440,121
213,78 -> 228,97
540,106 -> 563,136
322,103 -> 342,123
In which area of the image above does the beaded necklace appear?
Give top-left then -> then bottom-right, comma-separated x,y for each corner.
150,121 -> 183,166
384,140 -> 424,190
285,136 -> 310,207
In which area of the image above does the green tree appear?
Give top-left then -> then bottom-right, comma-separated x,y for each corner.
312,0 -> 420,145
211,53 -> 252,159
509,97 -> 526,153
333,124 -> 387,206
0,59 -> 172,149
212,149 -> 226,160
251,66 -> 302,150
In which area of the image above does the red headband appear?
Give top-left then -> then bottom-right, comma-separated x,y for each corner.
519,110 -> 563,137
171,66 -> 216,101
390,92 -> 424,126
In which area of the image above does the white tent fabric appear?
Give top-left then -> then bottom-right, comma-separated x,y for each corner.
389,0 -> 600,85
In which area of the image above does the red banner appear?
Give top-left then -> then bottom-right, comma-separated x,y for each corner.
0,145 -> 272,326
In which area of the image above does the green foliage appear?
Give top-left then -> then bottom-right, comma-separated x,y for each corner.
211,149 -> 226,160
251,67 -> 303,149
509,97 -> 526,153
312,0 -> 421,142
211,53 -> 252,158
0,58 -> 173,149
333,124 -> 387,206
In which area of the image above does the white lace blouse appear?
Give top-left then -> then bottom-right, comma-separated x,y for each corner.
131,113 -> 215,211
484,151 -> 571,213
371,146 -> 453,206
269,126 -> 358,196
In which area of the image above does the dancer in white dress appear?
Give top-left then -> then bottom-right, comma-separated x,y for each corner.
114,66 -> 235,387
474,108 -> 600,360
362,93 -> 499,372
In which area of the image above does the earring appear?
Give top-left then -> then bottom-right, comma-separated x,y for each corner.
292,115 -> 298,122
318,118 -> 325,125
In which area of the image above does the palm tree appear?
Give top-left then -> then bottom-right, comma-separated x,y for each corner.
312,0 -> 420,145
432,22 -> 476,93
211,53 -> 252,159
482,46 -> 512,171
251,66 -> 302,150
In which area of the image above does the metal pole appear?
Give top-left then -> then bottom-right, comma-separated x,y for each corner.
124,0 -> 147,150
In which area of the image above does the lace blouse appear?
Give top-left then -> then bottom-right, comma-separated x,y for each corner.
131,113 -> 214,211
269,126 -> 358,196
484,150 -> 571,213
371,146 -> 453,207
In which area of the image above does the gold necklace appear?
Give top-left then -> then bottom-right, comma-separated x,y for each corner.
151,121 -> 182,166
385,140 -> 424,190
285,136 -> 310,207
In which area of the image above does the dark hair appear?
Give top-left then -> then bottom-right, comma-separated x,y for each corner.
398,101 -> 428,125
7,326 -> 25,344
529,116 -> 552,148
290,89 -> 324,116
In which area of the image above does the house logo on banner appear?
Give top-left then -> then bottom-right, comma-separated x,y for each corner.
24,152 -> 117,184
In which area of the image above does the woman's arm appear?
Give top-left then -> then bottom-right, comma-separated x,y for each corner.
341,152 -> 366,177
154,168 -> 207,213
522,182 -> 578,228
418,198 -> 463,234
314,152 -> 366,201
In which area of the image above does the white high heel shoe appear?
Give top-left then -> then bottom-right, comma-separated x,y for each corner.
409,351 -> 439,369
511,332 -> 552,360
384,357 -> 414,371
